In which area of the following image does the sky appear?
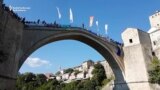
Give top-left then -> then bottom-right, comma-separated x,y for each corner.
3,0 -> 160,74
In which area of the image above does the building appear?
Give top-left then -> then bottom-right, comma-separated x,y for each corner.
55,60 -> 112,82
82,60 -> 94,71
69,72 -> 76,80
100,60 -> 113,78
62,73 -> 70,80
73,65 -> 83,71
148,11 -> 160,59
122,28 -> 152,90
45,73 -> 55,81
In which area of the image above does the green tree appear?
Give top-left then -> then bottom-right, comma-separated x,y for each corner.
24,72 -> 36,83
149,56 -> 160,84
64,68 -> 74,74
74,70 -> 81,76
36,74 -> 47,86
61,81 -> 78,90
92,63 -> 107,86
16,62 -> 108,90
55,71 -> 61,76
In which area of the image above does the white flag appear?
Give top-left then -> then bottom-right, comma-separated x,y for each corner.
105,24 -> 108,35
56,7 -> 61,19
69,8 -> 73,23
9,5 -> 12,11
89,16 -> 94,27
96,21 -> 99,31
96,21 -> 98,27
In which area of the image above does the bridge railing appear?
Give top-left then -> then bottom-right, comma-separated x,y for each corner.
25,22 -> 123,44
25,23 -> 123,56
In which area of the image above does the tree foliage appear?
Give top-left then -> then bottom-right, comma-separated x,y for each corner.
64,68 -> 74,74
55,71 -> 61,76
149,57 -> 160,85
92,63 -> 107,86
16,63 -> 108,90
74,70 -> 82,76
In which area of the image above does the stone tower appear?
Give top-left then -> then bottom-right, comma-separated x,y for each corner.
122,28 -> 152,90
148,11 -> 160,59
149,11 -> 160,29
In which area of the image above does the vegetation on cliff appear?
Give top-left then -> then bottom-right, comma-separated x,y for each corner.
16,63 -> 110,90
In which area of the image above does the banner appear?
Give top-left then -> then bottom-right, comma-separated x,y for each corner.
70,8 -> 73,23
56,7 -> 61,19
89,16 -> 94,27
105,24 -> 108,35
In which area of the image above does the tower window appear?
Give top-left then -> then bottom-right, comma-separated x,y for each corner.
129,39 -> 133,43
152,52 -> 155,56
153,41 -> 156,45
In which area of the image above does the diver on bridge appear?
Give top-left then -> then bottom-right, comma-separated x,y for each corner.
82,23 -> 84,29
37,19 -> 40,24
42,20 -> 46,25
22,18 -> 25,24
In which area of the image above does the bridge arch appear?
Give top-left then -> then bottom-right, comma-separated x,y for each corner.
19,28 -> 127,89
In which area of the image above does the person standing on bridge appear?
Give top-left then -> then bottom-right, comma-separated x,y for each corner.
82,23 -> 85,29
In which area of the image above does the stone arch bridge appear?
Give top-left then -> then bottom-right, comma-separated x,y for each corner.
20,26 -> 124,71
0,9 -> 128,89
20,25 -> 125,83
1,0 -> 151,89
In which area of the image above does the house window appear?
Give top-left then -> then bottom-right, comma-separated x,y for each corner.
129,39 -> 133,43
153,41 -> 156,45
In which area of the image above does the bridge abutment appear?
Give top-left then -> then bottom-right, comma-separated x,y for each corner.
0,77 -> 16,90
0,5 -> 23,90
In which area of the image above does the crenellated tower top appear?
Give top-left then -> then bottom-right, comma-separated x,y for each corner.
149,11 -> 160,29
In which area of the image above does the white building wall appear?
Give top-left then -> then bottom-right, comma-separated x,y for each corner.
149,30 -> 160,50
76,72 -> 84,79
100,60 -> 113,78
148,11 -> 160,59
56,76 -> 62,81
62,73 -> 70,80
154,48 -> 160,60
122,28 -> 141,47
82,62 -> 88,71
69,73 -> 76,80
87,66 -> 94,78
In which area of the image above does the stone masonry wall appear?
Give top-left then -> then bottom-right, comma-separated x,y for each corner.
0,5 -> 23,90
123,45 -> 151,90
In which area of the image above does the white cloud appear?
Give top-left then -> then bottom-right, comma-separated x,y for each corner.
25,57 -> 51,68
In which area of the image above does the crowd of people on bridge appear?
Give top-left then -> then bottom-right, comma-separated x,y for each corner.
1,4 -> 122,48
25,20 -> 63,28
1,4 -> 25,24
